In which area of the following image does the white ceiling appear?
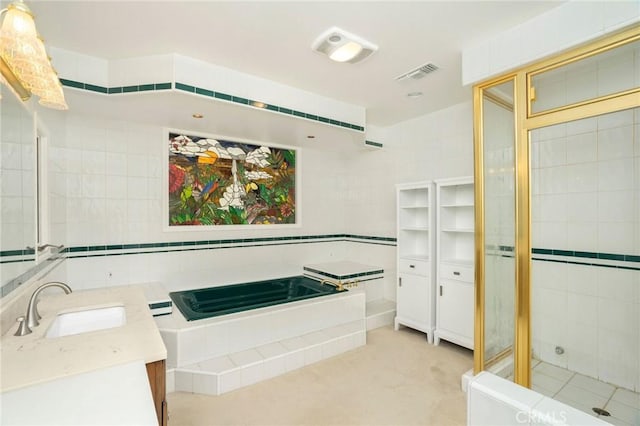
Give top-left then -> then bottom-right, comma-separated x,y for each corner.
29,1 -> 565,127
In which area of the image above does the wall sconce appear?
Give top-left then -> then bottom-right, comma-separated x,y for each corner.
0,0 -> 68,110
312,27 -> 378,64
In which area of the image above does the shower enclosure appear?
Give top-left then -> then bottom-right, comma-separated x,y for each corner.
474,26 -> 639,423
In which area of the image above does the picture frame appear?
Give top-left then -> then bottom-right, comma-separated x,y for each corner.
164,128 -> 300,230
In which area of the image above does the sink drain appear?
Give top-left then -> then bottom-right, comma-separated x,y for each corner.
592,407 -> 611,416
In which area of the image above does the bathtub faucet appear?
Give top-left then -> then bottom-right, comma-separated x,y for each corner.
320,279 -> 344,292
344,279 -> 359,289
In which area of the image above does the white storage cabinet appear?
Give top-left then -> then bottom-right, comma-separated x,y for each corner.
394,182 -> 436,343
434,177 -> 475,349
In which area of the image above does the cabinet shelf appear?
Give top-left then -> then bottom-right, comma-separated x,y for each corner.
401,227 -> 429,232
440,204 -> 474,208
442,228 -> 474,233
400,205 -> 429,209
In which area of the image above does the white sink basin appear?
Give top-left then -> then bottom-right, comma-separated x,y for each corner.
45,306 -> 126,338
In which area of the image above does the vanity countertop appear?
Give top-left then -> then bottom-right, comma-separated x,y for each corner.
0,286 -> 167,392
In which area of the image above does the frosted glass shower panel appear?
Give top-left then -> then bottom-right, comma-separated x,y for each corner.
482,79 -> 517,367
530,38 -> 640,115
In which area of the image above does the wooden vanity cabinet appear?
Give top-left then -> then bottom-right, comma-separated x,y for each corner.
145,360 -> 167,426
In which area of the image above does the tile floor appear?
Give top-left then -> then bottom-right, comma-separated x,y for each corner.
532,360 -> 640,425
167,325 -> 473,425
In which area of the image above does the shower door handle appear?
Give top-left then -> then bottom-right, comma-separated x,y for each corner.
398,277 -> 402,287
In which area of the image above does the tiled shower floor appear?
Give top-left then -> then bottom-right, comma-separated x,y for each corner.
532,360 -> 640,425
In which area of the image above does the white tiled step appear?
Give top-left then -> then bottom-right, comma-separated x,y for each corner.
366,299 -> 396,330
173,320 -> 366,395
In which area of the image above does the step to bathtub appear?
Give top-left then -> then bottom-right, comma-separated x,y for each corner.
171,320 -> 365,395
365,299 -> 396,331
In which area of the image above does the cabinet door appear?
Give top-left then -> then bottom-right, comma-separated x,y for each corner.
398,273 -> 429,325
438,279 -> 473,339
146,359 -> 167,426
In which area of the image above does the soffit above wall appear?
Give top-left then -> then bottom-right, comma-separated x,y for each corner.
30,1 -> 566,127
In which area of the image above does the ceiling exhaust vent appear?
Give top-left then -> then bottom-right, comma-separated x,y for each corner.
395,63 -> 439,81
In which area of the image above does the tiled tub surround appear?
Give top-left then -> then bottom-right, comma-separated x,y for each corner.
49,236 -> 397,298
156,289 -> 366,395
303,260 -> 396,330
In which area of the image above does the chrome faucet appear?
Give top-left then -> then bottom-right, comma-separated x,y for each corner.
15,281 -> 72,336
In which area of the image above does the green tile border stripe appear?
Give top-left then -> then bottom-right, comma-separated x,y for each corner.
60,78 -> 364,133
60,79 -> 173,94
62,234 -> 395,259
529,247 -> 640,271
485,246 -> 640,270
0,248 -> 36,257
365,140 -> 383,148
303,266 -> 384,281
533,257 -> 640,271
489,246 -> 638,263
531,248 -> 639,263
1,252 -> 65,298
174,81 -> 364,132
149,301 -> 172,309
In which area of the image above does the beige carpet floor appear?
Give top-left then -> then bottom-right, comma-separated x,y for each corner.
167,325 -> 473,426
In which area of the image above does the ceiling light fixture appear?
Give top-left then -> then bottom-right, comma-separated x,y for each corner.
0,0 -> 68,109
312,27 -> 377,64
192,113 -> 204,119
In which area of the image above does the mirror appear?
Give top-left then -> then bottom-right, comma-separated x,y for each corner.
1,86 -> 37,296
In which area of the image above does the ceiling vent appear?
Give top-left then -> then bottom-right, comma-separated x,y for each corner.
395,62 -> 439,81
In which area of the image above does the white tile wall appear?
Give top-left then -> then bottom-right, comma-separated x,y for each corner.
533,261 -> 640,391
462,0 -> 640,85
532,106 -> 640,392
35,86 -> 469,310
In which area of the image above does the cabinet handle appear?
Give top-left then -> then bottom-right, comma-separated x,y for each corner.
453,271 -> 460,276
409,264 -> 415,268
399,277 -> 402,287
440,285 -> 443,296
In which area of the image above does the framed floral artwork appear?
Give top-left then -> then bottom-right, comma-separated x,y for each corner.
166,130 -> 298,227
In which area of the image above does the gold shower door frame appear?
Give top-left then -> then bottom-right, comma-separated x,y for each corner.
473,25 -> 640,388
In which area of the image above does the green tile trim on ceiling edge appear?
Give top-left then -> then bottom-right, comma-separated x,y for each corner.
60,79 -> 365,133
